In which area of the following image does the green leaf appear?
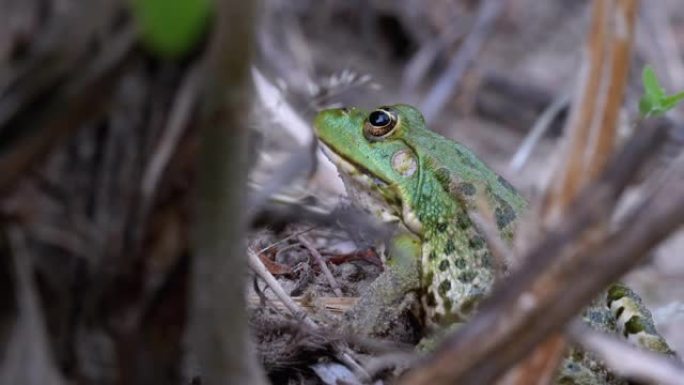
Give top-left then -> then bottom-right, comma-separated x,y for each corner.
639,66 -> 684,118
642,66 -> 665,99
663,92 -> 684,109
638,96 -> 655,118
131,0 -> 212,58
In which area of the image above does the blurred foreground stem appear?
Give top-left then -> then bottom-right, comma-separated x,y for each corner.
189,1 -> 268,384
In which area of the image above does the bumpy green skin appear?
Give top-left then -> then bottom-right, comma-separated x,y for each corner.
314,104 -> 675,383
607,283 -> 675,354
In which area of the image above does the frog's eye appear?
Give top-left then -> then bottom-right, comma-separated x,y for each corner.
365,109 -> 397,138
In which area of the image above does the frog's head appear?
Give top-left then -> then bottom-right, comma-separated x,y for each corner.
314,104 -> 426,234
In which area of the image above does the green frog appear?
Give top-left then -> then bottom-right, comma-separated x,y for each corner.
314,104 -> 675,384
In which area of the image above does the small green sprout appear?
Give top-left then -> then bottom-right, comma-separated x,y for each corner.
639,66 -> 684,118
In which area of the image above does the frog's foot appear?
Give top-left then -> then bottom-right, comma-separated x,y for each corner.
344,268 -> 421,341
415,322 -> 464,353
344,233 -> 423,340
556,347 -> 628,385
607,283 -> 676,356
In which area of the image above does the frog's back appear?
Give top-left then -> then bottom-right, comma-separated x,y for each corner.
409,124 -> 526,241
389,107 -> 526,323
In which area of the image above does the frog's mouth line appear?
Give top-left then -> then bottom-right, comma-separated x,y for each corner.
318,141 -> 390,189
317,141 -> 424,235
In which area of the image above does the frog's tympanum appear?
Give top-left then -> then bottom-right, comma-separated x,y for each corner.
314,104 -> 675,385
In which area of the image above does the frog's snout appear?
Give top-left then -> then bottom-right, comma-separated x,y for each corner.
314,106 -> 368,140
314,108 -> 346,131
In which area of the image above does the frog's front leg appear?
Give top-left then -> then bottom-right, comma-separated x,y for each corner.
345,233 -> 422,339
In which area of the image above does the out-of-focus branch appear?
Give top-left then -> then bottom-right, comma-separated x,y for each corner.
188,0 -> 268,383
507,1 -> 639,383
496,334 -> 567,385
544,0 -> 638,220
419,0 -> 505,122
398,117 -> 682,385
585,0 -> 637,179
508,91 -> 570,172
141,63 -> 201,217
0,227 -> 65,385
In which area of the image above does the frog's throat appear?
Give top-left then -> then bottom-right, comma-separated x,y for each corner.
318,142 -> 423,235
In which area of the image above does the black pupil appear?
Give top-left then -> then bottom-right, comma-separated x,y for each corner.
369,110 -> 390,127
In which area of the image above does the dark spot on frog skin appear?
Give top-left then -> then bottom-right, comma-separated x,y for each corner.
458,270 -> 477,283
625,316 -> 646,336
444,239 -> 456,255
607,284 -> 628,305
424,270 -> 434,287
571,350 -> 585,363
468,235 -> 485,249
497,175 -> 517,193
443,297 -> 453,313
453,258 -> 466,269
494,198 -> 516,230
438,279 -> 452,295
435,168 -> 452,193
437,222 -> 448,233
480,252 -> 493,268
457,182 -> 476,196
425,292 -> 437,307
459,295 -> 481,316
438,259 -> 450,271
457,215 -> 470,230
458,153 -> 477,168
428,251 -> 437,261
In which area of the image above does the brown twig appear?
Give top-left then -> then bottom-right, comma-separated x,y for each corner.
298,235 -> 343,297
257,226 -> 316,254
247,294 -> 357,315
248,248 -> 371,381
248,249 -> 317,328
585,0 -> 637,179
543,0 -> 607,219
497,334 -> 567,385
544,0 -> 638,220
